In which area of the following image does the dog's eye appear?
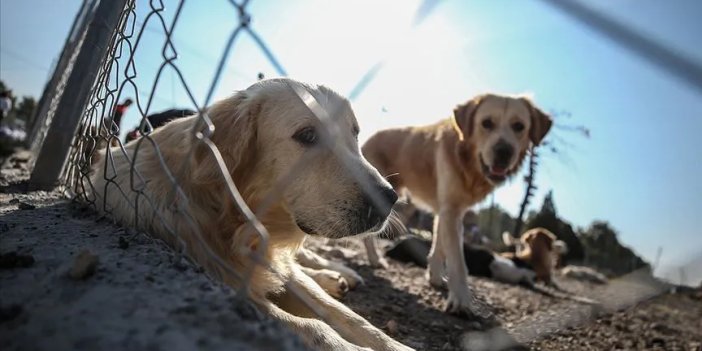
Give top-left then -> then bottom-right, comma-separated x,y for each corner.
481,119 -> 494,130
293,127 -> 318,146
512,122 -> 525,132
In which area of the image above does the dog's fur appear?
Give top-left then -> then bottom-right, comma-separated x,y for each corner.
85,78 -> 412,351
362,94 -> 552,314
560,265 -> 608,284
386,236 -> 537,285
501,228 -> 561,285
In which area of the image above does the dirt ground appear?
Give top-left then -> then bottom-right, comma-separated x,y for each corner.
0,154 -> 309,351
1,150 -> 701,351
305,237 -> 701,351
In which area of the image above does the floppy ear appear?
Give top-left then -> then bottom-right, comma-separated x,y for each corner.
521,98 -> 552,146
451,95 -> 484,141
191,92 -> 261,185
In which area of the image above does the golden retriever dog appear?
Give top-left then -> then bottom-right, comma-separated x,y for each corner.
86,78 -> 412,351
362,94 -> 552,315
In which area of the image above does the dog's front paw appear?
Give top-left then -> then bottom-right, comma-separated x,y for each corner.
426,269 -> 446,289
335,265 -> 365,289
313,269 -> 350,299
445,290 -> 474,317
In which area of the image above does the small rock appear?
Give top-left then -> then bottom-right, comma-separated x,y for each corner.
649,337 -> 666,347
118,236 -> 129,250
9,198 -> 20,204
18,202 -> 36,210
385,319 -> 398,335
0,252 -> 35,269
69,250 -> 99,280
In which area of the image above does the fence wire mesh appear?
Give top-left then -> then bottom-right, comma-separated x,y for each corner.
25,0 -> 699,349
58,0 -> 402,343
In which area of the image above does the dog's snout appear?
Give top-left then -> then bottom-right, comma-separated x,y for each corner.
378,186 -> 399,213
365,185 -> 398,224
493,141 -> 514,167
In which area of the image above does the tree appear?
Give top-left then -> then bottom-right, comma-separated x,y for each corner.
579,221 -> 649,276
476,205 -> 516,247
513,149 -> 538,236
15,96 -> 37,122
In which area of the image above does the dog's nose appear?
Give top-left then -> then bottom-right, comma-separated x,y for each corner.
367,186 -> 398,222
493,141 -> 514,168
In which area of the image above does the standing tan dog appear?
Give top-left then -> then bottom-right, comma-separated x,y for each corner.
362,94 -> 552,315
87,78 -> 412,351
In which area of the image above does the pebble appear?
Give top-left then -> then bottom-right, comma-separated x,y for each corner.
68,249 -> 99,280
385,319 -> 398,335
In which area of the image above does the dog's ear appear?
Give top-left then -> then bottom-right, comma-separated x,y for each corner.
191,92 -> 261,185
521,98 -> 552,146
451,95 -> 483,141
521,229 -> 537,244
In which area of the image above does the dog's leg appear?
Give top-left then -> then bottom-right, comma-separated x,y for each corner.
275,265 -> 414,351
363,236 -> 389,268
427,215 -> 446,288
258,298 -> 372,351
296,247 -> 364,288
437,207 -> 474,315
298,265 -> 349,299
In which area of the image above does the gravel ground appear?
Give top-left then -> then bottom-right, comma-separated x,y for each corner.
305,237 -> 701,351
1,150 -> 700,351
532,288 -> 702,350
0,155 -> 309,351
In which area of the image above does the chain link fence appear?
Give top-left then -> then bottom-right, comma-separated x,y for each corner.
23,0 -> 700,349
27,0 -> 403,346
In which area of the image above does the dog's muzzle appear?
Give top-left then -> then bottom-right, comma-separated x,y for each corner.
356,185 -> 398,234
482,141 -> 514,183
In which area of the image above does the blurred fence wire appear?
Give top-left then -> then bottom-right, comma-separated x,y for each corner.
25,0 -> 445,344
24,0 -> 698,349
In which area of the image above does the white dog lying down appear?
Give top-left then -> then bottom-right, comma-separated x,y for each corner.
85,78 -> 412,351
560,265 -> 608,284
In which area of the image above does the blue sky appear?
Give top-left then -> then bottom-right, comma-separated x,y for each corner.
2,0 -> 701,284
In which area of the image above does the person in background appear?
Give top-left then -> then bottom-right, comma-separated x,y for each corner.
0,91 -> 13,125
109,98 -> 133,132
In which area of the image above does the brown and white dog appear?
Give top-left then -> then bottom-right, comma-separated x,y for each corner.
362,94 -> 552,315
86,78 -> 412,351
501,228 -> 564,285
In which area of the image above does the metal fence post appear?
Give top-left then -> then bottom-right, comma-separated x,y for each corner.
26,0 -> 95,150
28,0 -> 129,190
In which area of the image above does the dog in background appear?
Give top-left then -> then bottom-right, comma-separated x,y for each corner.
386,236 -> 537,285
362,93 -> 552,315
501,228 -> 563,285
86,78 -> 412,351
125,108 -> 196,143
